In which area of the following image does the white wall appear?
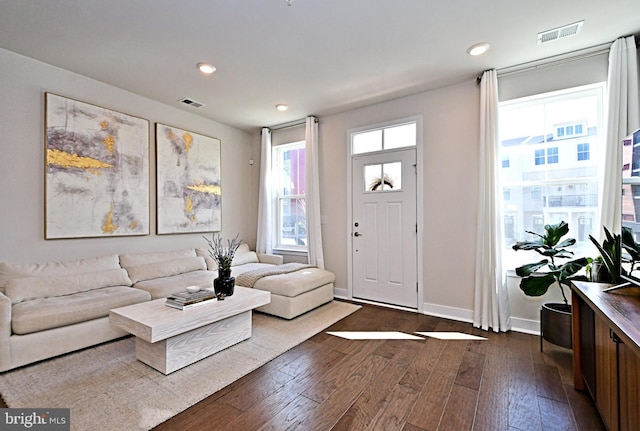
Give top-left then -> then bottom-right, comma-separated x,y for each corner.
303,79 -> 574,332
0,48 -> 258,263
315,80 -> 481,321
2,44 -> 594,333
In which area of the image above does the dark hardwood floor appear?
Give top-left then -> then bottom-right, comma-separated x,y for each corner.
154,303 -> 604,431
1,302 -> 605,430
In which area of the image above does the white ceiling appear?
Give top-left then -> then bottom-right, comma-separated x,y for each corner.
1,0 -> 639,131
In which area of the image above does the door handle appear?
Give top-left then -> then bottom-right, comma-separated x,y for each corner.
353,232 -> 363,237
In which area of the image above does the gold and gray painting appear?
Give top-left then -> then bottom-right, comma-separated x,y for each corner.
156,124 -> 221,234
45,93 -> 149,238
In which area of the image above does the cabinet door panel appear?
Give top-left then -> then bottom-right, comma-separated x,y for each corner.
595,316 -> 618,431
619,341 -> 640,431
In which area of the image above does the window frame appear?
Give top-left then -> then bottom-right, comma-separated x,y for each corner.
272,140 -> 307,252
546,147 -> 559,164
577,142 -> 590,161
351,121 -> 417,155
498,82 -> 605,273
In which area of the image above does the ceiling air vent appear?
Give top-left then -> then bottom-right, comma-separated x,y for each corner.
537,21 -> 584,45
179,97 -> 205,108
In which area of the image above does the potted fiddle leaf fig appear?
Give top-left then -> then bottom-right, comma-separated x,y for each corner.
512,221 -> 590,349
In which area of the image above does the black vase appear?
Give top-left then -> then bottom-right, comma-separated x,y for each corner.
214,268 -> 235,297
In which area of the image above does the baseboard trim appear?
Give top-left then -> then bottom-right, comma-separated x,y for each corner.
334,293 -> 541,336
422,303 -> 541,335
508,317 -> 541,335
333,288 -> 348,299
422,302 -> 474,323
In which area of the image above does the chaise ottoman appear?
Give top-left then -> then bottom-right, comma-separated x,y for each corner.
235,263 -> 335,319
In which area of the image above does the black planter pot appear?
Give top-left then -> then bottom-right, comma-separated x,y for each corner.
540,302 -> 572,350
214,269 -> 235,297
590,261 -> 611,283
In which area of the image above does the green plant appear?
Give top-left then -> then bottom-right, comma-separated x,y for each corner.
512,221 -> 589,305
588,226 -> 623,283
622,226 -> 640,274
203,233 -> 242,273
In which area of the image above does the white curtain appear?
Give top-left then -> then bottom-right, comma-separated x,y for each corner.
256,127 -> 273,254
305,116 -> 325,269
600,35 -> 639,233
474,70 -> 511,332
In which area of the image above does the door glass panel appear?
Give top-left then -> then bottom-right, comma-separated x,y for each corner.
365,162 -> 402,191
353,130 -> 382,154
364,164 -> 382,191
384,123 -> 416,150
383,162 -> 402,190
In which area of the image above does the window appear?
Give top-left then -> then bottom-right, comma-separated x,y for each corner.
530,186 -> 542,200
577,143 -> 590,161
499,83 -> 605,270
554,121 -> 588,140
547,147 -> 559,164
352,122 -> 416,154
503,187 -> 511,200
273,141 -> 306,250
365,162 -> 402,191
535,147 -> 559,165
502,157 -> 510,168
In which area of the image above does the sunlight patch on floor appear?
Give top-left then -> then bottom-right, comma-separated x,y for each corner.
327,331 -> 424,340
416,332 -> 487,340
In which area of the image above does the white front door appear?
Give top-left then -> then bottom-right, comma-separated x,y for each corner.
351,148 -> 417,308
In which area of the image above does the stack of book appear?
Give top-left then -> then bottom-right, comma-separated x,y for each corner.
165,289 -> 217,310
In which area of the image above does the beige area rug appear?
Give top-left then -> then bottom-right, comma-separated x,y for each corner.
0,301 -> 360,431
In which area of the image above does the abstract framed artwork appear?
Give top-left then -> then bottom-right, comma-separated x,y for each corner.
45,93 -> 150,239
155,123 -> 221,234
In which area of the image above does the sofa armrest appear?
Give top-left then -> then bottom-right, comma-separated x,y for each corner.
0,291 -> 12,371
257,253 -> 283,265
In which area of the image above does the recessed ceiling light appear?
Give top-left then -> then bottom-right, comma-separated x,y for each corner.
197,63 -> 216,74
466,42 -> 490,56
276,104 -> 288,111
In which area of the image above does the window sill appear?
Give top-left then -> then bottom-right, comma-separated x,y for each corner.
506,269 -> 518,278
273,248 -> 308,257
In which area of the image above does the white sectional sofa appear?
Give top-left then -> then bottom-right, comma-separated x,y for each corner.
0,244 -> 335,372
0,254 -> 151,372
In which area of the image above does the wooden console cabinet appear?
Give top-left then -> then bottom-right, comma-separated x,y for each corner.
571,281 -> 640,431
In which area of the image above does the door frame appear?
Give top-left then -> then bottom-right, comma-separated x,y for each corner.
346,115 -> 424,313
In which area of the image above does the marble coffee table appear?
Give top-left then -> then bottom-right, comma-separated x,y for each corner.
109,286 -> 270,374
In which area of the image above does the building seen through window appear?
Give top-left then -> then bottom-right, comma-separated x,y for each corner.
273,141 -> 306,249
498,83 -> 605,271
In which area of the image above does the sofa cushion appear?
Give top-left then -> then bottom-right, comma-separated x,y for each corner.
195,244 -> 260,271
132,270 -> 215,299
195,248 -> 218,270
5,268 -> 132,304
233,244 -> 260,266
119,249 -> 196,267
253,267 -> 336,298
0,254 -> 120,294
11,285 -> 151,335
125,256 -> 206,284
